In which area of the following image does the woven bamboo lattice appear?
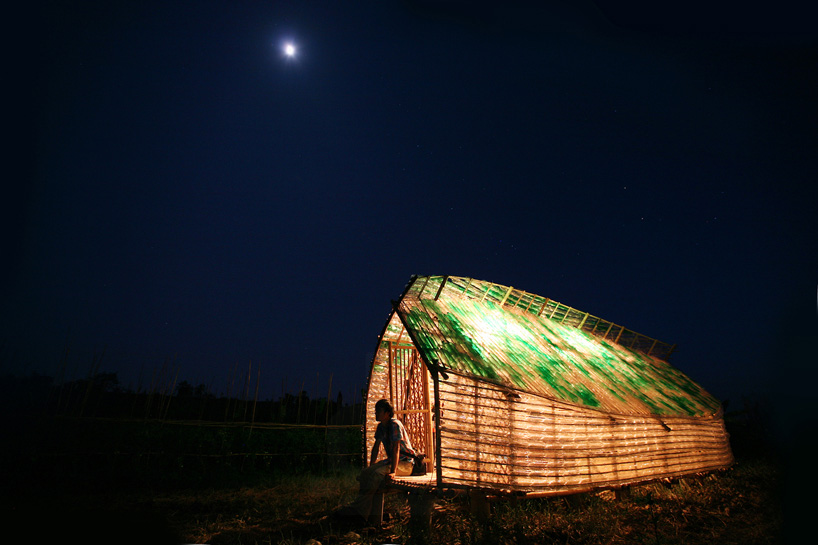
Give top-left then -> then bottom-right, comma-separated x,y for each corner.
366,331 -> 434,464
364,275 -> 733,495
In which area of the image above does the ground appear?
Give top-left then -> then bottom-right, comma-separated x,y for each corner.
4,457 -> 783,545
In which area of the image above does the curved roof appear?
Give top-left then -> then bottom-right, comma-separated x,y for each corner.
392,275 -> 722,418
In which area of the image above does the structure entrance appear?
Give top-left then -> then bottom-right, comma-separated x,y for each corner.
388,343 -> 433,465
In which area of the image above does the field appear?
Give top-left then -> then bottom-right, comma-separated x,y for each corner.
4,455 -> 785,545
0,375 -> 793,544
2,421 -> 789,545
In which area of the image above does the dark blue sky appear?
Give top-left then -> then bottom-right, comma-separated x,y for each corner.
6,1 -> 817,406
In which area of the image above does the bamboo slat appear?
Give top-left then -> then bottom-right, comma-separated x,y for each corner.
434,372 -> 732,493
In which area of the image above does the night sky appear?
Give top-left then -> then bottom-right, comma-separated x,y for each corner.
6,1 -> 817,411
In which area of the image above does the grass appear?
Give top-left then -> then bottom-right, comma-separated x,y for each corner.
465,459 -> 782,545
18,456 -> 776,545
0,396 -> 788,544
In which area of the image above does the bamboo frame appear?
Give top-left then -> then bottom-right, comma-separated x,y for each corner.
433,363 -> 443,488
364,276 -> 733,496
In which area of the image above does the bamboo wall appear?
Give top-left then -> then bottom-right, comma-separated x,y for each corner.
437,371 -> 733,494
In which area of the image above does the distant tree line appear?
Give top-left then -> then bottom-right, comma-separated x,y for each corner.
0,371 -> 366,426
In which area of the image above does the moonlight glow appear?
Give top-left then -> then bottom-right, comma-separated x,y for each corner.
283,42 -> 296,57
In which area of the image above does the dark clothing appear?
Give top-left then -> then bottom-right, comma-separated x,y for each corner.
347,416 -> 416,521
349,458 -> 413,521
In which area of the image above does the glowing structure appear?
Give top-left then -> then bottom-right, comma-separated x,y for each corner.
365,276 -> 733,496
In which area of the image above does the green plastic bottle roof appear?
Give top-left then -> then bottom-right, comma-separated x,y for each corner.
391,276 -> 722,418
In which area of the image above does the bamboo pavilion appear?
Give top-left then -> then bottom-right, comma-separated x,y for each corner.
364,275 -> 733,497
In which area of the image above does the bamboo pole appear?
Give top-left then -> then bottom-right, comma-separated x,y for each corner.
434,276 -> 449,301
224,362 -> 237,422
297,380 -> 304,424
325,373 -> 333,427
578,313 -> 590,329
312,372 -> 320,424
324,373 -> 333,471
422,359 -> 433,468
432,361 -> 444,489
499,285 -> 514,306
417,276 -> 430,298
247,367 -> 261,438
241,360 -> 252,421
388,341 -> 393,404
162,363 -> 180,420
461,277 -> 472,300
251,367 -> 260,425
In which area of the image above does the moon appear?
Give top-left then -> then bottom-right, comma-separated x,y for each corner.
283,42 -> 296,58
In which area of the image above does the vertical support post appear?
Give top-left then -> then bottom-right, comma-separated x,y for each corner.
408,491 -> 435,544
422,356 -> 434,470
469,490 -> 490,522
432,363 -> 444,489
388,341 -> 393,406
370,491 -> 386,527
615,487 -> 631,501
